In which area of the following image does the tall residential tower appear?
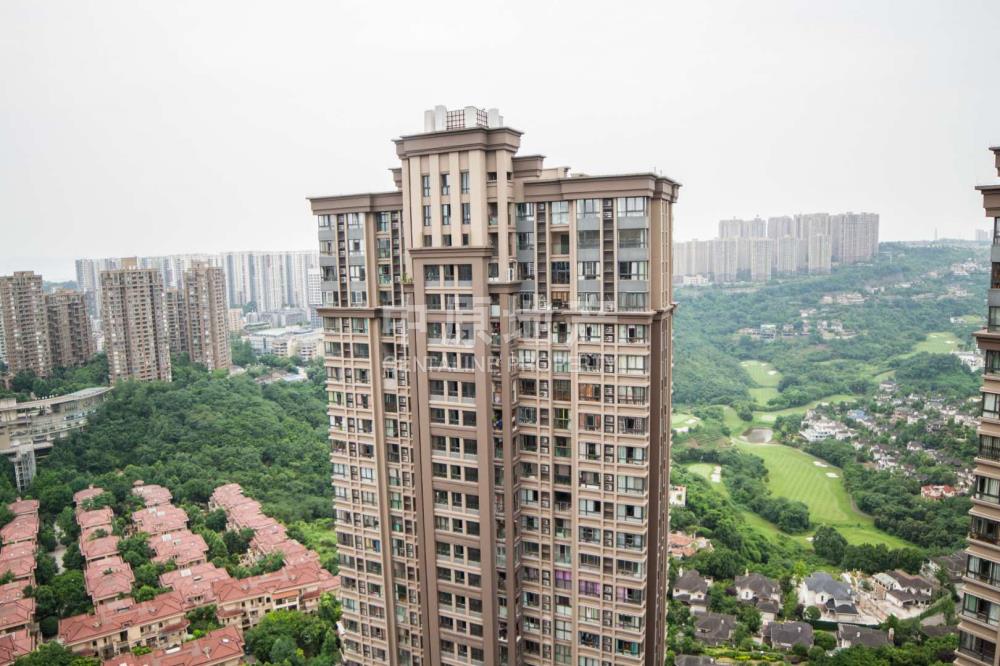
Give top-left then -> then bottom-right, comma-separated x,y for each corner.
0,271 -> 52,377
100,260 -> 172,383
312,107 -> 677,666
960,146 -> 1000,666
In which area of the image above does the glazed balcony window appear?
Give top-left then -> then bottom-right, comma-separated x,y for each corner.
984,393 -> 1000,419
960,631 -> 997,664
963,593 -> 1000,625
975,475 -> 1000,504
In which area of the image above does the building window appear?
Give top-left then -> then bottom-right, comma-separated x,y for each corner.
551,201 -> 569,225
441,173 -> 451,195
460,171 -> 470,193
616,197 -> 647,217
462,202 -> 471,224
981,435 -> 1000,461
423,205 -> 432,226
442,204 -> 451,225
618,229 -> 648,249
577,231 -> 600,249
985,392 -> 1000,420
976,475 -> 1000,504
618,261 -> 648,281
422,175 -> 430,197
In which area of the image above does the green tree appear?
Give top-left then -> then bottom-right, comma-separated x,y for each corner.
813,525 -> 848,565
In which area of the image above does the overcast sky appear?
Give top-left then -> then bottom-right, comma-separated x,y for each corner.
2,0 -> 998,280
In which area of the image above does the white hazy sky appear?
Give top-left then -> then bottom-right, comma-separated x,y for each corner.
2,0 -> 999,280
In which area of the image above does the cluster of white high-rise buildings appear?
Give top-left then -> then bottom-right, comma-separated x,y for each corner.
75,250 -> 320,318
673,212 -> 879,283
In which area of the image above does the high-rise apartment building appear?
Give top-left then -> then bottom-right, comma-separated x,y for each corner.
44,290 -> 95,369
312,106 -> 677,666
182,263 -> 231,371
163,289 -> 189,356
0,272 -> 52,377
100,260 -> 172,383
958,146 -> 1000,666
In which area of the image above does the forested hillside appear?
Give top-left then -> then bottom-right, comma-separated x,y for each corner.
27,358 -> 332,524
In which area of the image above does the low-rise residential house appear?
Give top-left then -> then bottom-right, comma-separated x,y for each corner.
212,561 -> 339,632
799,572 -> 859,621
735,572 -> 783,622
131,482 -> 172,507
768,621 -> 814,650
925,552 -> 964,585
872,570 -> 934,617
672,569 -> 711,613
837,624 -> 890,649
0,597 -> 34,637
669,485 -> 687,507
0,629 -> 34,665
0,543 -> 37,586
59,591 -> 189,660
668,532 -> 712,559
921,485 -> 958,500
132,505 -> 189,536
800,417 -> 853,443
77,507 -> 114,535
149,530 -> 209,568
84,556 -> 135,606
80,535 -> 120,565
694,613 -> 736,647
159,563 -> 232,609
6,500 -> 38,517
73,486 -> 105,511
0,514 -> 38,546
100,625 -> 244,666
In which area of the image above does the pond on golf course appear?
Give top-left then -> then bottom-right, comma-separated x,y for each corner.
744,427 -> 773,443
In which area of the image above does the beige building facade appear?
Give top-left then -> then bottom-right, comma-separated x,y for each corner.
100,260 -> 172,383
183,263 -> 231,370
44,290 -> 95,370
311,107 -> 676,666
959,146 -> 1000,666
0,272 -> 51,377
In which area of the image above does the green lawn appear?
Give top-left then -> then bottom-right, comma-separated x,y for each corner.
749,387 -> 781,405
913,331 -> 961,354
740,360 -> 782,387
686,462 -> 791,541
672,411 -> 702,430
733,441 -> 912,548
687,462 -> 719,485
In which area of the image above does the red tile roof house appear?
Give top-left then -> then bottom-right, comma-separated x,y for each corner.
212,561 -> 339,632
59,591 -> 189,661
131,482 -> 173,508
84,556 -> 135,606
207,484 -> 251,513
100,625 -> 245,666
0,596 -> 35,637
0,514 -> 38,547
131,506 -> 189,537
149,531 -> 209,568
250,538 -> 319,568
6,499 -> 39,517
77,507 -> 115,535
159,563 -> 232,609
0,553 -> 36,587
80,535 -> 121,565
0,629 -> 34,665
0,581 -> 28,605
74,486 -> 106,513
